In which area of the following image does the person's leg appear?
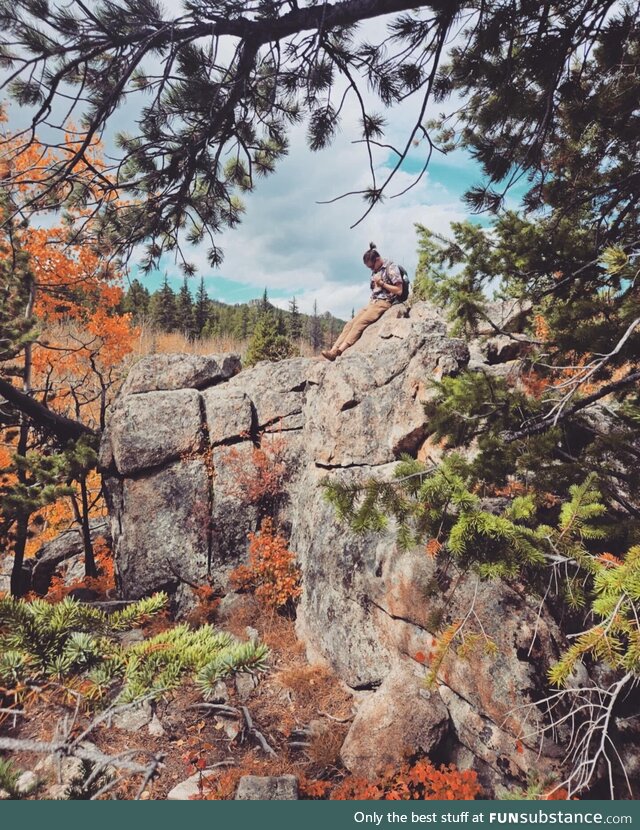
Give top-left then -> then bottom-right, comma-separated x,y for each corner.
338,301 -> 390,351
332,314 -> 358,351
323,305 -> 368,359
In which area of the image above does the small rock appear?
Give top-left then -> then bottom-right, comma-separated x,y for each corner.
235,775 -> 299,800
15,770 -> 38,795
167,769 -> 224,801
245,626 -> 259,643
118,628 -> 146,646
113,700 -> 153,732
235,673 -> 257,701
0,788 -> 11,800
148,713 -> 166,737
208,680 -> 230,704
220,718 -> 241,740
484,335 -> 526,365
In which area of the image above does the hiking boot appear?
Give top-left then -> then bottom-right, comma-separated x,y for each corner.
321,349 -> 339,361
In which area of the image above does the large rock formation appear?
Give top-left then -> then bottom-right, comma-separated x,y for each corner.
100,301 -> 570,793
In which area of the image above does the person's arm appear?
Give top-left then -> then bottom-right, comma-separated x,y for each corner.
380,279 -> 402,297
374,264 -> 403,296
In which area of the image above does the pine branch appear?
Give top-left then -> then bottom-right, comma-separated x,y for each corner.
0,377 -> 96,442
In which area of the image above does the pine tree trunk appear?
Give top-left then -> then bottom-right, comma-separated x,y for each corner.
10,421 -> 31,597
80,476 -> 98,578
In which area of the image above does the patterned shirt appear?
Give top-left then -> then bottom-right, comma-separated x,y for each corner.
370,259 -> 403,302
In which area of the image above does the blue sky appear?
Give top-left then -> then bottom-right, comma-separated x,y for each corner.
131,138 -> 502,319
3,3 -> 529,320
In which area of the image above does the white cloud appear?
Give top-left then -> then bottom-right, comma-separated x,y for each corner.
4,5 -> 482,320
163,98 -> 471,318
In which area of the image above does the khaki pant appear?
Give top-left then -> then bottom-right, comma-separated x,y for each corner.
332,299 -> 392,352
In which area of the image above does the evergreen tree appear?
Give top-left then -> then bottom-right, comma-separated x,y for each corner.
307,300 -> 323,353
288,296 -> 302,341
121,278 -> 150,323
233,305 -> 251,341
276,308 -> 287,336
150,275 -> 176,332
194,277 -> 210,337
175,277 -> 195,339
245,306 -> 296,366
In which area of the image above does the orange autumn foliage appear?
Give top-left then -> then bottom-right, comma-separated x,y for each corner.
297,776 -> 333,799
543,787 -> 571,801
1,124 -> 137,434
196,760 -> 480,801
34,536 -> 115,603
230,518 -> 301,609
329,760 -> 481,801
533,314 -> 551,342
220,434 -> 288,505
489,479 -> 528,499
0,124 -> 137,563
425,538 -> 443,558
520,369 -> 549,399
185,583 -> 221,626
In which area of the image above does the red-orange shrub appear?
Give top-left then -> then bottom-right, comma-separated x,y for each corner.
329,760 -> 481,800
221,434 -> 287,505
231,518 -> 301,609
388,760 -> 481,800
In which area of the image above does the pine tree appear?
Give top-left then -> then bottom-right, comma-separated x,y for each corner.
244,305 -> 295,366
0,592 -> 269,703
276,308 -> 287,336
307,300 -> 323,353
288,296 -> 302,341
150,275 -> 176,332
176,277 -> 195,340
121,279 -> 150,323
233,304 -> 252,341
194,277 -> 210,337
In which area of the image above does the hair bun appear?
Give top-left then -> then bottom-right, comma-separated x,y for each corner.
369,241 -> 377,250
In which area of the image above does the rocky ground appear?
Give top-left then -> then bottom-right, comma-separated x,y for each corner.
1,592 -> 355,800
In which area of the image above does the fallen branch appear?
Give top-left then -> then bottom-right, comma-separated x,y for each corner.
186,703 -> 241,717
504,369 -> 640,443
318,709 -> 354,723
0,735 -> 163,777
241,705 -> 277,757
507,672 -> 638,798
0,693 -> 165,799
545,318 -> 640,424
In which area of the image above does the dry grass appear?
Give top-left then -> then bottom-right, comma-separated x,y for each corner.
133,326 -> 249,358
132,325 -> 321,360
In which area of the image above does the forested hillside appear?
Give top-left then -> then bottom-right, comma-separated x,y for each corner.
120,278 -> 346,356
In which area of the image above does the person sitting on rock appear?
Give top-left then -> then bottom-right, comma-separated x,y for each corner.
322,242 -> 404,361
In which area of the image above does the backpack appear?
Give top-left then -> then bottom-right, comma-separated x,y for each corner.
397,265 -> 410,303
372,263 -> 410,302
